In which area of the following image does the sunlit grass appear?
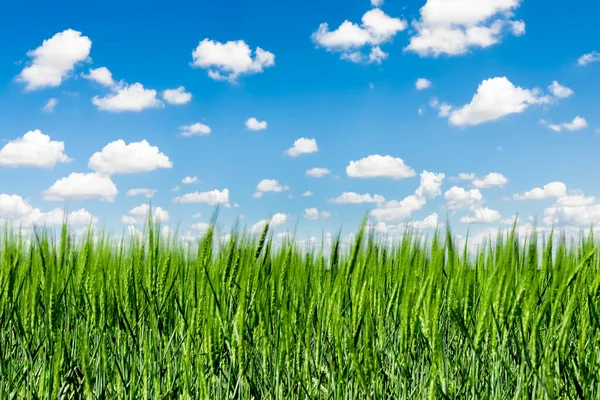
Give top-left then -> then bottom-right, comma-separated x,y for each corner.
0,213 -> 599,398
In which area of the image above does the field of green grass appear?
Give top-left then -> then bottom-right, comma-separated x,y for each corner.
1,215 -> 600,399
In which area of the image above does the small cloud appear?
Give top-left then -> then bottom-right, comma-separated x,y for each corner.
302,190 -> 313,197
306,167 -> 331,178
578,51 -> 600,66
245,117 -> 267,131
182,176 -> 198,184
162,86 -> 192,105
43,98 -> 58,113
415,78 -> 431,90
285,138 -> 318,157
179,123 -> 211,136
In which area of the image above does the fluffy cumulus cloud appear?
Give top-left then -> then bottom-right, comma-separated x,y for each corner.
285,138 -> 318,157
0,194 -> 34,217
416,78 -> 432,90
577,51 -> 600,66
541,116 -> 588,132
18,29 -> 92,91
405,0 -> 525,57
179,123 -> 212,136
548,81 -> 573,98
447,77 -> 550,127
173,189 -> 230,206
328,192 -> 385,204
191,39 -> 275,82
0,129 -> 71,168
44,172 -> 118,202
543,194 -> 600,227
250,213 -> 288,233
306,167 -> 331,178
312,8 -> 407,64
92,82 -> 163,112
253,179 -> 290,198
472,172 -> 508,188
182,176 -> 198,184
302,191 -> 313,197
411,213 -> 441,230
88,140 -> 172,174
126,188 -> 156,198
20,208 -> 97,228
303,208 -> 331,220
82,67 -> 115,87
162,86 -> 192,105
460,207 -> 501,224
0,195 -> 96,228
444,186 -> 483,210
513,181 -> 567,200
43,98 -> 58,113
121,204 -> 169,225
346,155 -> 416,179
245,117 -> 267,131
371,171 -> 445,221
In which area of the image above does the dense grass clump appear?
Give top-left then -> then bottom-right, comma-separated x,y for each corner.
1,216 -> 600,399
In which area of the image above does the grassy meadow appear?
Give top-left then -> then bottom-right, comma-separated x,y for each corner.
1,214 -> 600,399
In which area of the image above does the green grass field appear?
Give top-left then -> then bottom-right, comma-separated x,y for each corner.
1,215 -> 599,399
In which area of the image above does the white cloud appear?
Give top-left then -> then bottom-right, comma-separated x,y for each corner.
173,189 -> 230,206
182,176 -> 198,184
416,78 -> 432,90
253,179 -> 290,198
179,123 -> 212,136
542,116 -> 588,132
0,194 -> 33,217
126,188 -> 156,198
285,138 -> 318,157
448,77 -> 550,127
444,186 -> 483,210
191,39 -> 275,82
513,181 -> 567,200
405,0 -> 524,57
250,213 -> 288,233
328,192 -> 385,204
121,204 -> 169,225
192,213 -> 202,218
43,98 -> 58,113
92,82 -> 163,112
190,222 -> 212,232
82,67 -> 115,87
18,29 -> 92,91
245,117 -> 267,131
44,172 -> 118,202
460,207 -> 501,224
577,51 -> 600,66
0,129 -> 71,168
411,213 -> 440,230
306,167 -> 331,178
346,154 -> 416,179
302,190 -> 313,197
548,81 -> 573,98
303,208 -> 330,220
543,194 -> 600,227
472,172 -> 508,188
20,208 -> 97,227
371,0 -> 384,6
88,139 -> 172,175
510,20 -> 526,36
458,172 -> 476,181
312,8 -> 407,63
162,86 -> 192,105
371,171 -> 445,221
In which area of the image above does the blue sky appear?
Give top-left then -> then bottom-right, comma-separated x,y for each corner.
1,0 -> 600,244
